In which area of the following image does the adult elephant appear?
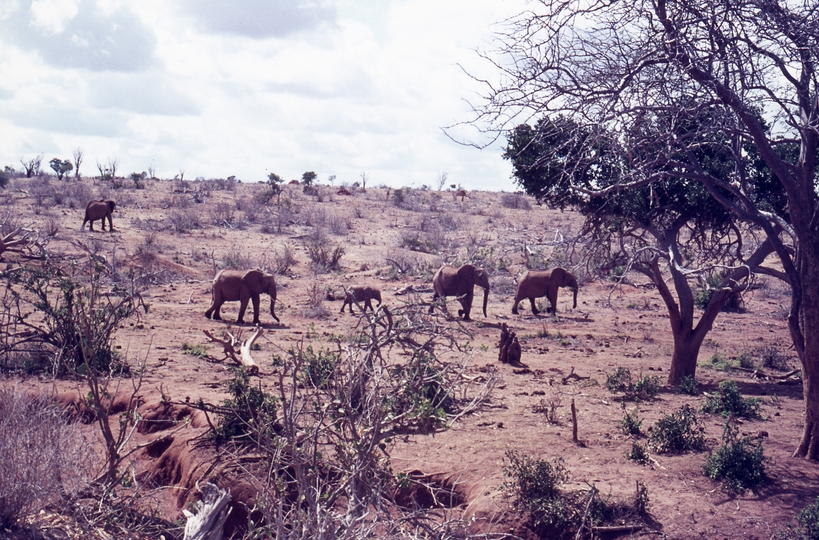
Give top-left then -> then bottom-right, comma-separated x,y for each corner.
512,267 -> 578,316
429,264 -> 489,321
205,269 -> 279,325
81,200 -> 116,231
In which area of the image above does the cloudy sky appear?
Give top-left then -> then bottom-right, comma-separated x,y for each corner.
0,0 -> 527,190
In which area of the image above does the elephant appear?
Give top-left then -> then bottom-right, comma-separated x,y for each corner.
340,286 -> 382,314
205,269 -> 279,325
81,200 -> 116,231
512,267 -> 578,316
429,264 -> 490,321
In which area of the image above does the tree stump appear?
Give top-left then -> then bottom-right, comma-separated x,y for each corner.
498,323 -> 522,365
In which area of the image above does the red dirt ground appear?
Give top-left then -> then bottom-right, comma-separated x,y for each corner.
3,176 -> 814,539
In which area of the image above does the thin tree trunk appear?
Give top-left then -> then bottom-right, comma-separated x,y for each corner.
792,252 -> 819,459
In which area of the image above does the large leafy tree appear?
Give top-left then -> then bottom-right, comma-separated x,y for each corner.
471,0 -> 819,458
505,113 -> 778,385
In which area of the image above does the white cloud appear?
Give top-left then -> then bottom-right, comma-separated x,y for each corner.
29,0 -> 79,34
0,0 -> 527,190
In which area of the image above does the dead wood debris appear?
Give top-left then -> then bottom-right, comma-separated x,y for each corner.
202,327 -> 263,375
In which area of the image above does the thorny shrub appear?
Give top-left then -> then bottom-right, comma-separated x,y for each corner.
0,256 -> 145,376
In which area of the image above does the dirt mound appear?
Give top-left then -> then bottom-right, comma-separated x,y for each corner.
393,470 -> 465,509
137,401 -> 199,434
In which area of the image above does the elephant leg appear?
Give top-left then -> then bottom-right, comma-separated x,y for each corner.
251,295 -> 261,325
512,297 -> 520,315
237,298 -> 249,324
89,220 -> 95,232
459,293 -> 473,321
107,215 -> 114,231
209,301 -> 224,320
529,298 -> 539,315
365,299 -> 373,312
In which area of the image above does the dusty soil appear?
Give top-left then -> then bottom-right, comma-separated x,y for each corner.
2,175 -> 814,539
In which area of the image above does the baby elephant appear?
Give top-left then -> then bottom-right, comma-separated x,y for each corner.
340,286 -> 382,314
81,200 -> 116,231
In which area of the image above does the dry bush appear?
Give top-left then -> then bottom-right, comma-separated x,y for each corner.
221,246 -> 253,270
491,275 -> 518,296
167,208 -> 202,233
326,212 -> 351,235
64,182 -> 93,209
303,280 -> 330,318
274,242 -> 297,275
305,228 -> 345,272
305,206 -> 327,228
501,193 -> 533,210
0,386 -> 93,528
210,201 -> 236,227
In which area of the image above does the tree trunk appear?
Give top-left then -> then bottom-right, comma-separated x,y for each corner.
792,253 -> 819,459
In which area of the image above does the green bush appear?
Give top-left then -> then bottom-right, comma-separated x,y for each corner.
703,423 -> 766,492
215,368 -> 279,442
649,404 -> 705,454
678,375 -> 700,395
633,373 -> 661,399
299,346 -> 339,389
502,450 -> 575,536
702,380 -> 762,419
620,404 -> 642,435
606,367 -> 632,393
797,497 -> 819,539
606,367 -> 660,400
626,442 -> 649,465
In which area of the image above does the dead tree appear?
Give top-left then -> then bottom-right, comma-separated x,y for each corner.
498,323 -> 522,365
202,327 -> 263,375
183,482 -> 231,540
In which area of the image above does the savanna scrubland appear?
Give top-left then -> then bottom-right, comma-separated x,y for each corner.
1,172 -> 817,540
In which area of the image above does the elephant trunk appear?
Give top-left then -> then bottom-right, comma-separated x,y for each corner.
572,285 -> 578,309
482,287 -> 489,317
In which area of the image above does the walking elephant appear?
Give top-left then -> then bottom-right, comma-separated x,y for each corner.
429,264 -> 489,321
81,200 -> 116,231
512,267 -> 578,316
205,269 -> 279,325
340,286 -> 382,314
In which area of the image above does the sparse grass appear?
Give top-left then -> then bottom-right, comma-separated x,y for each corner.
181,342 -> 208,358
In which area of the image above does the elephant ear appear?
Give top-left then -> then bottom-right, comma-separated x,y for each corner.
458,264 -> 477,282
242,270 -> 264,290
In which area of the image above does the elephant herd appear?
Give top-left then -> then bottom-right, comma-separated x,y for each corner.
203,264 -> 578,326
75,199 -> 578,324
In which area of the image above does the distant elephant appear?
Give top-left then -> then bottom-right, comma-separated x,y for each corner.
429,264 -> 490,321
512,267 -> 578,316
340,286 -> 382,314
205,269 -> 279,325
81,200 -> 116,231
